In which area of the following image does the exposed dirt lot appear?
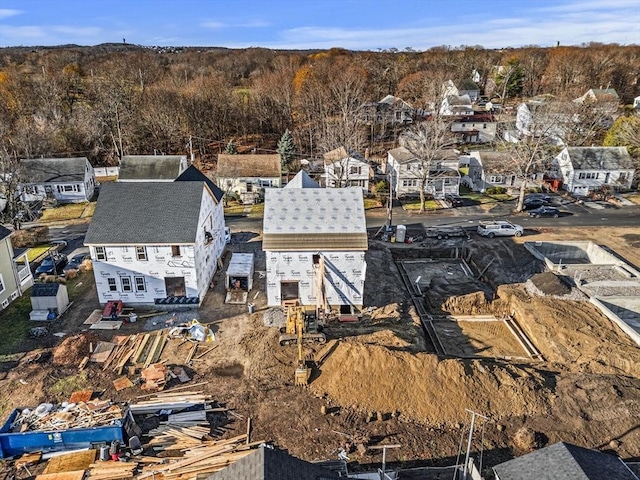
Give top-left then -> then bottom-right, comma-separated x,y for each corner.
1,226 -> 640,477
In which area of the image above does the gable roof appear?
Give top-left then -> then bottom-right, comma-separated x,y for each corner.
493,442 -> 638,480
84,182 -> 206,245
457,79 -> 480,91
323,147 -> 349,163
206,446 -> 340,480
471,151 -> 515,173
284,170 -> 320,189
0,225 -> 12,242
175,165 -> 224,202
565,147 -> 633,170
20,157 -> 88,183
216,154 -> 281,178
263,188 -> 367,251
119,155 -> 186,181
445,94 -> 472,106
389,146 -> 459,164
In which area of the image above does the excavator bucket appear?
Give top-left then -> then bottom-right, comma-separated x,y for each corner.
294,366 -> 311,386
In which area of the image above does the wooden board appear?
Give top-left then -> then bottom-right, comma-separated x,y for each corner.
113,376 -> 134,391
90,342 -> 116,363
16,451 -> 41,468
83,309 -> 103,325
36,471 -> 86,480
42,449 -> 96,474
90,320 -> 123,330
69,390 -> 93,403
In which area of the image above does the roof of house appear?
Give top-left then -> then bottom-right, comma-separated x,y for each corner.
206,446 -> 340,480
471,151 -> 515,172
262,187 -> 367,251
118,155 -> 186,181
493,442 -> 638,480
322,147 -> 349,163
565,147 -> 633,170
84,182 -> 206,245
20,157 -> 89,183
587,88 -> 619,99
175,165 -> 224,202
457,79 -> 480,91
0,225 -> 11,242
388,146 -> 459,164
216,154 -> 281,178
379,94 -> 412,108
31,283 -> 64,297
284,170 -> 320,189
445,94 -> 472,106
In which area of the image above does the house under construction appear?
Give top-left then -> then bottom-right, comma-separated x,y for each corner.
262,171 -> 368,318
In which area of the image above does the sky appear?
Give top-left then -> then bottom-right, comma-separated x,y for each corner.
0,0 -> 639,50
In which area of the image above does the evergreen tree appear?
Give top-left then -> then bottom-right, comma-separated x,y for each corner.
277,129 -> 296,171
225,139 -> 237,154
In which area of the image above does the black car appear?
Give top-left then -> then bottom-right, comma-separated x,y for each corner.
444,194 -> 464,207
528,206 -> 560,218
522,198 -> 547,210
35,254 -> 68,276
525,193 -> 552,203
62,253 -> 89,275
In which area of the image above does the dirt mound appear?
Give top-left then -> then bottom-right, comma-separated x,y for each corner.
512,427 -> 543,452
441,291 -> 489,315
51,333 -> 98,366
312,342 -> 552,425
369,303 -> 402,321
529,272 -> 571,296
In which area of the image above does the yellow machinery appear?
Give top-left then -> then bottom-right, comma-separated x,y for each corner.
294,322 -> 311,386
279,304 -> 326,346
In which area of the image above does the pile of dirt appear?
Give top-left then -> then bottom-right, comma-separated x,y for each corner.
528,272 -> 571,296
51,333 -> 98,366
311,342 -> 552,425
441,291 -> 489,315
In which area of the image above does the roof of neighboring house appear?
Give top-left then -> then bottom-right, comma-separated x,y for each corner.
262,187 -> 367,251
457,79 -> 480,91
206,446 -> 340,480
471,151 -> 515,172
0,225 -> 12,242
445,94 -> 472,106
565,147 -> 634,170
119,155 -> 186,181
284,170 -> 320,189
20,157 -> 89,184
323,147 -> 349,163
175,165 -> 224,202
216,154 -> 281,178
388,146 -> 459,164
84,182 -> 206,245
493,442 -> 638,480
379,94 -> 412,108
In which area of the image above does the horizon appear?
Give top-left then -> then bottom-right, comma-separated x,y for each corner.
0,0 -> 639,51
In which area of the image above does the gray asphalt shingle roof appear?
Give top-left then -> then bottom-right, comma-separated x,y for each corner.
84,182 -> 205,245
20,157 -> 88,183
206,446 -> 340,480
175,165 -> 225,201
566,147 -> 633,170
0,225 -> 12,242
493,442 -> 638,480
119,155 -> 186,181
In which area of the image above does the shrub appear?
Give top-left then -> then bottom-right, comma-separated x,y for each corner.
486,186 -> 507,195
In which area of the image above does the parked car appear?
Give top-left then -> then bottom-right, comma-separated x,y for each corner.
62,253 -> 89,275
35,254 -> 68,276
477,220 -> 523,238
522,199 -> 547,210
525,193 -> 552,203
444,194 -> 464,207
224,226 -> 232,244
528,206 -> 560,218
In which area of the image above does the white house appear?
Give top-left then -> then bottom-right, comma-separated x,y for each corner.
461,151 -> 535,193
0,225 -> 33,311
440,94 -> 474,116
118,155 -> 188,182
633,95 -> 640,110
387,146 -> 460,199
216,154 -> 281,204
84,178 -> 226,307
551,146 -> 634,196
18,157 -> 96,203
262,187 -> 367,317
574,88 -> 619,105
360,95 -> 415,125
323,147 -> 372,191
451,115 -> 497,143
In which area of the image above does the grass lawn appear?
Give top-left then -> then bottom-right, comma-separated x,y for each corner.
622,192 -> 640,205
402,199 -> 441,211
463,192 -> 514,204
224,203 -> 247,215
39,203 -> 93,222
364,198 -> 383,209
0,293 -> 33,358
27,245 -> 53,262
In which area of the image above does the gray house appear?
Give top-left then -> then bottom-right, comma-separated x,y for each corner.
0,225 -> 33,311
18,157 -> 96,203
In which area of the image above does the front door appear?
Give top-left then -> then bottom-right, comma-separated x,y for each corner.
165,277 -> 186,297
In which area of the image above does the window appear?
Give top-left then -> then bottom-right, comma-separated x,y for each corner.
349,166 -> 361,175
107,278 -> 117,292
95,246 -> 106,260
489,175 -> 504,183
402,179 -> 417,187
135,276 -> 146,292
619,172 -> 628,180
578,172 -> 599,180
0,274 -> 4,294
1,299 -> 8,309
171,245 -> 181,257
121,277 -> 132,292
136,246 -> 147,261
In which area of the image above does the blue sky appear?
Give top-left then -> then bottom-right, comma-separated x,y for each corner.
0,0 -> 638,50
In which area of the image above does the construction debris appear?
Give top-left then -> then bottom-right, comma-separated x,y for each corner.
9,400 -> 124,432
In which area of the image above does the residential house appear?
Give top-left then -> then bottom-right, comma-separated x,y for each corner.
514,95 -> 555,138
18,157 -> 96,204
361,95 -> 415,125
493,442 -> 638,480
440,94 -> 474,116
574,88 -> 620,105
551,146 -> 634,196
461,151 -> 536,193
633,95 -> 640,109
284,169 -> 320,189
0,225 -> 33,311
323,147 -> 372,191
511,95 -> 566,145
206,445 -> 340,480
442,79 -> 481,102
262,186 -> 367,317
216,154 -> 281,204
118,155 -> 188,182
84,181 -> 226,307
387,146 -> 460,199
451,114 -> 497,143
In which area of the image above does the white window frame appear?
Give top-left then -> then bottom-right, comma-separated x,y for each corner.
0,274 -> 5,294
134,276 -> 146,292
1,299 -> 8,309
107,278 -> 117,292
489,175 -> 504,183
121,276 -> 132,292
95,246 -> 106,261
136,246 -> 148,261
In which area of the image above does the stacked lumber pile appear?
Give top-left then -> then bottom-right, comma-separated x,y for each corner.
10,400 -> 124,432
128,384 -> 219,415
146,424 -> 211,451
93,330 -> 169,375
86,461 -> 138,480
137,434 -> 258,480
